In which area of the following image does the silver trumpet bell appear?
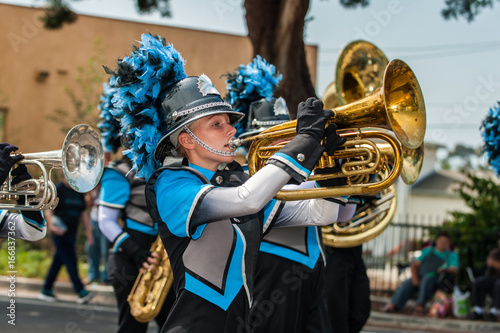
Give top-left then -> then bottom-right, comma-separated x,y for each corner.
0,124 -> 105,210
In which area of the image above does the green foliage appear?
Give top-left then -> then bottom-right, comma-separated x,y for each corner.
47,37 -> 107,133
442,0 -> 497,22
39,0 -> 171,29
0,234 -> 88,280
41,0 -> 77,30
136,0 -> 172,17
339,0 -> 369,8
440,172 -> 500,280
437,144 -> 486,172
0,239 -> 53,278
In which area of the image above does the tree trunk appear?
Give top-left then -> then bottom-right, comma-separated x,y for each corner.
245,0 -> 316,119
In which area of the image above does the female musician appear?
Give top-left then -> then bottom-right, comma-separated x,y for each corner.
108,33 -> 345,332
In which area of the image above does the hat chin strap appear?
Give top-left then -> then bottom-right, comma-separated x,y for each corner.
183,126 -> 236,157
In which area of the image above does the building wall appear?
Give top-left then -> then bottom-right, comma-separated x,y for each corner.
0,4 -> 317,154
407,194 -> 468,224
395,143 -> 463,221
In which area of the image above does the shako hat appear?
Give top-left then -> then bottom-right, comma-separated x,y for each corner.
154,74 -> 244,162
240,96 -> 290,138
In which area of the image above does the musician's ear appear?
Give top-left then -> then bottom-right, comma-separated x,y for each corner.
178,132 -> 195,150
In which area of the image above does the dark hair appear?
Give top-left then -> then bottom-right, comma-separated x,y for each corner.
436,230 -> 451,240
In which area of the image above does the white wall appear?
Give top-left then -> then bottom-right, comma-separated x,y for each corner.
407,194 -> 469,224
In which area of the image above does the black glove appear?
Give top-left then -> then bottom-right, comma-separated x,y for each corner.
0,143 -> 24,185
296,97 -> 334,143
322,123 -> 346,155
118,234 -> 151,269
11,164 -> 32,186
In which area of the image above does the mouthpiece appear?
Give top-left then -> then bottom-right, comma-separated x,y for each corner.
228,137 -> 245,149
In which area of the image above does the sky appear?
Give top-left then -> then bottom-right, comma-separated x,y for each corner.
2,0 -> 500,153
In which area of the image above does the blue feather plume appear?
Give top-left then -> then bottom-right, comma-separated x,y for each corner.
106,33 -> 187,179
481,101 -> 500,175
97,80 -> 120,153
224,55 -> 282,137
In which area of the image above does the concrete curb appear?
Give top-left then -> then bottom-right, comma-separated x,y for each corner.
368,295 -> 500,332
1,275 -> 115,305
367,310 -> 500,333
1,275 -> 113,293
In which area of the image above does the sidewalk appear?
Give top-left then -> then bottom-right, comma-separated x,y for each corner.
2,275 -> 500,332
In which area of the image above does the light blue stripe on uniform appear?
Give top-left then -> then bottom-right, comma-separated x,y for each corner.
189,163 -> 215,181
126,218 -> 158,236
99,168 -> 130,208
259,226 -> 321,269
155,169 -> 212,239
270,152 -> 311,179
112,232 -> 129,253
184,224 -> 245,310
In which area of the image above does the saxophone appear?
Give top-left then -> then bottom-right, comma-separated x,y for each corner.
127,236 -> 174,323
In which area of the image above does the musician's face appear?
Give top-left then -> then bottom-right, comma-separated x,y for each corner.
179,113 -> 236,170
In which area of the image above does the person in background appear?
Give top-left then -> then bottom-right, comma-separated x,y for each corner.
323,228 -> 370,332
0,143 -> 46,241
380,230 -> 459,315
323,194 -> 383,333
470,233 -> 500,322
85,182 -> 110,285
96,80 -> 174,333
38,176 -> 94,304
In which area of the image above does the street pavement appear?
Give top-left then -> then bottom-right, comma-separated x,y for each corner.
1,275 -> 500,332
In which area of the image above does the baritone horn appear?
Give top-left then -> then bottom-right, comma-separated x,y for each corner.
128,236 -> 173,323
322,183 -> 397,248
0,124 -> 104,210
318,41 -> 424,247
230,59 -> 426,201
334,40 -> 390,106
322,40 -> 389,109
321,142 -> 424,248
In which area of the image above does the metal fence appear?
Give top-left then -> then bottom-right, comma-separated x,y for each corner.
361,215 -> 443,295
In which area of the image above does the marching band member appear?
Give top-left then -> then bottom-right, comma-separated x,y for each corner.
224,57 -> 336,332
323,238 -> 371,333
244,99 -> 334,333
0,143 -> 46,241
96,81 -> 173,333
107,33 -> 346,332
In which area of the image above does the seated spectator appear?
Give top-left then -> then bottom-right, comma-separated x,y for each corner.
470,233 -> 500,322
380,230 -> 459,315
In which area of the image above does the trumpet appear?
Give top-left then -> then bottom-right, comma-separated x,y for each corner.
0,124 -> 104,210
229,59 -> 426,201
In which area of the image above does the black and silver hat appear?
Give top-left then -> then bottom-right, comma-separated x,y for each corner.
154,74 -> 244,161
240,97 -> 290,138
